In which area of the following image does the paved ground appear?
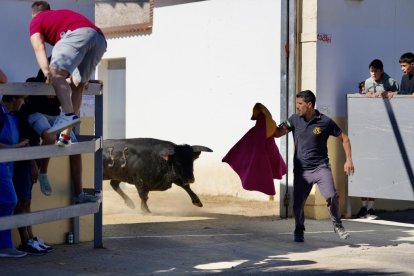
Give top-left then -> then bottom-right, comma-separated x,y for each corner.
0,187 -> 413,275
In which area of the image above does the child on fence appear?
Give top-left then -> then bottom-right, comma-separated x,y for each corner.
0,94 -> 29,258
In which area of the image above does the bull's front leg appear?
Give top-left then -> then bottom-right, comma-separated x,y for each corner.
110,180 -> 135,209
180,183 -> 203,207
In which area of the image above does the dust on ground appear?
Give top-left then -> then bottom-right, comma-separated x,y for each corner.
103,182 -> 280,225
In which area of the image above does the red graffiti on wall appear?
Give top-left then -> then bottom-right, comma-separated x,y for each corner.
317,33 -> 332,44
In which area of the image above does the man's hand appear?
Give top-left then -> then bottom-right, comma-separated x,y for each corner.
385,91 -> 396,99
45,70 -> 52,84
372,91 -> 386,98
15,139 -> 30,148
369,91 -> 395,99
344,159 -> 354,176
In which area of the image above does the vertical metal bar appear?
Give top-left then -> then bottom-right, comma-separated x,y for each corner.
94,93 -> 103,248
286,0 -> 297,218
280,0 -> 288,218
72,211 -> 80,244
279,0 -> 296,218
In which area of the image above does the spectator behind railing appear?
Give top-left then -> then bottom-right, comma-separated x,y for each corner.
364,59 -> 399,99
399,52 -> 414,95
12,77 -> 57,256
358,81 -> 365,94
0,69 -> 7,84
357,59 -> 400,220
0,93 -> 29,258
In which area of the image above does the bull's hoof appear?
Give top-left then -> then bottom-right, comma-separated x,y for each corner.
141,204 -> 151,214
125,199 -> 135,209
192,201 -> 203,207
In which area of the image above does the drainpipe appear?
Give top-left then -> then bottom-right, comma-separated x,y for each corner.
280,0 -> 296,218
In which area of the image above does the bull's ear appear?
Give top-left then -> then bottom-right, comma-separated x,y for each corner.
159,148 -> 175,161
192,145 -> 213,153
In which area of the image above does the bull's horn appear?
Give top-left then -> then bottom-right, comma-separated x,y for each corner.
192,145 -> 213,152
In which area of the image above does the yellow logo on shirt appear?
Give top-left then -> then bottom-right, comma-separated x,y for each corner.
313,127 -> 321,135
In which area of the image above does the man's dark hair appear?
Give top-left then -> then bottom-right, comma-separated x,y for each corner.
2,95 -> 24,102
399,52 -> 414,64
369,59 -> 383,70
31,1 -> 50,15
358,81 -> 365,92
296,90 -> 316,107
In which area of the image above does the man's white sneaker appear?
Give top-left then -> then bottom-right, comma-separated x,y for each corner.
47,114 -> 80,134
33,237 -> 53,252
334,223 -> 350,240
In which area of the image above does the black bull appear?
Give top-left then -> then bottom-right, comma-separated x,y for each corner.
103,138 -> 213,213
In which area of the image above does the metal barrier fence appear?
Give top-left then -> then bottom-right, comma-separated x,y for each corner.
0,82 -> 103,248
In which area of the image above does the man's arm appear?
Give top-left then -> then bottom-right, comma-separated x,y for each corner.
274,123 -> 290,138
336,132 -> 354,176
30,33 -> 50,79
0,68 -> 7,83
382,78 -> 399,99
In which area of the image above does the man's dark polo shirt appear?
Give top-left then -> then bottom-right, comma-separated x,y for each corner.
399,74 -> 414,94
285,110 -> 342,171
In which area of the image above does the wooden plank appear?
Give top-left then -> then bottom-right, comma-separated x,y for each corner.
0,201 -> 101,231
0,82 -> 102,96
0,137 -> 101,162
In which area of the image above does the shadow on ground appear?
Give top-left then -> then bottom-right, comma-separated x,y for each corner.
0,188 -> 413,275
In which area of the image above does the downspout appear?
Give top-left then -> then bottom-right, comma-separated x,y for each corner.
280,0 -> 297,218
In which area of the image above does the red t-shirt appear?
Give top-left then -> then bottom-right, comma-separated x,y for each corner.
29,9 -> 103,46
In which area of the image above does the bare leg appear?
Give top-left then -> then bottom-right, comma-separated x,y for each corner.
15,200 -> 31,244
69,79 -> 85,116
70,154 -> 83,196
71,154 -> 98,203
39,130 -> 56,174
49,68 -> 73,114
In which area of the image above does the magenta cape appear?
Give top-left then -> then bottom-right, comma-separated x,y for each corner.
222,113 -> 287,196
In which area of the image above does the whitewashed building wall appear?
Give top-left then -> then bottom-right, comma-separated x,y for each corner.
100,0 -> 283,200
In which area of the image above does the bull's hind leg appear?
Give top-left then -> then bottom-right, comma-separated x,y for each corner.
110,180 -> 135,209
135,185 -> 151,214
180,183 -> 203,207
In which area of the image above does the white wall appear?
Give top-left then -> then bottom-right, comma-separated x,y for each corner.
102,0 -> 282,200
316,0 -> 414,117
0,0 -> 95,82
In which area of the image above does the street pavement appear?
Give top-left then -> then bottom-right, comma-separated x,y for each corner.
0,209 -> 413,275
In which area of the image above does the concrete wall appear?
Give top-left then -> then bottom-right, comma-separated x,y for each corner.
0,0 -> 96,245
101,0 -> 283,201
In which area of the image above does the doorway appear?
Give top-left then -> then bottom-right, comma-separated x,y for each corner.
98,58 -> 126,139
